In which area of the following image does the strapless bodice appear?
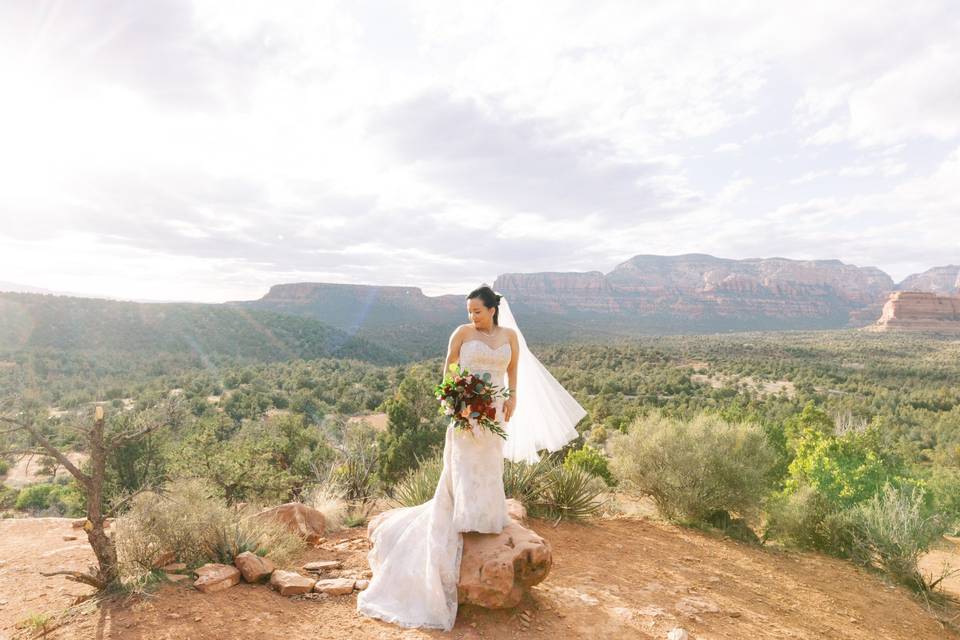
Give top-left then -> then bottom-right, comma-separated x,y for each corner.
458,339 -> 511,385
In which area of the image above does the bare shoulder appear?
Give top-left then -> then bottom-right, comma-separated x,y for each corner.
502,327 -> 518,342
450,324 -> 471,340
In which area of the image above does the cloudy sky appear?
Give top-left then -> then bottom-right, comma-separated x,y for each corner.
1,1 -> 958,302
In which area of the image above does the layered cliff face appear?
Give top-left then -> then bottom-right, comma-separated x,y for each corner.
867,291 -> 960,333
495,254 -> 894,328
897,265 -> 960,295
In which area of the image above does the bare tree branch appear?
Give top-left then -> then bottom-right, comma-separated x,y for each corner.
108,423 -> 163,448
39,569 -> 106,590
105,485 -> 156,517
0,415 -> 91,488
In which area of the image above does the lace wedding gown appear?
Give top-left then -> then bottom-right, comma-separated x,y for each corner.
356,339 -> 513,632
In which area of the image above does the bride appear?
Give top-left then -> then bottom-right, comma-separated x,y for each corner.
356,285 -> 587,632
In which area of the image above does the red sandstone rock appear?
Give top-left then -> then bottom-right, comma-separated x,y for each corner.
457,506 -> 552,609
867,291 -> 960,333
193,563 -> 241,593
270,570 -> 316,596
254,502 -> 326,544
234,551 -> 275,583
313,578 -> 355,595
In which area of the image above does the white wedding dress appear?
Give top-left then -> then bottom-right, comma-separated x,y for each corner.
356,339 -> 513,632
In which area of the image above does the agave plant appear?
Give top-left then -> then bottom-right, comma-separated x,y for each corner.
532,463 -> 608,521
392,451 -> 444,507
502,456 -> 554,509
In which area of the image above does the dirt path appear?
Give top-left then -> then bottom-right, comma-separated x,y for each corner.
2,513 -> 956,640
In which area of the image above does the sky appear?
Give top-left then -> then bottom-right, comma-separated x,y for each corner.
1,1 -> 958,303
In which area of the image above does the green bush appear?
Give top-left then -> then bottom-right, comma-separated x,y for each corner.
15,483 -> 55,512
608,412 -> 777,524
563,444 -> 616,487
763,484 -> 856,556
785,419 -> 908,509
12,482 -> 86,515
847,483 -> 947,592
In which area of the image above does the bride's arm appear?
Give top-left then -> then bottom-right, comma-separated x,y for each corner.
503,329 -> 519,421
442,326 -> 465,376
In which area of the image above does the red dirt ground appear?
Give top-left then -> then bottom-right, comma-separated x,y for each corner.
2,511 -> 957,640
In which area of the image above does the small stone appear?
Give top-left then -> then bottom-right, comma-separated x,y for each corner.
313,578 -> 355,596
667,628 -> 689,640
167,574 -> 191,583
729,611 -> 742,618
270,570 -> 316,596
63,535 -> 77,541
355,579 -> 369,591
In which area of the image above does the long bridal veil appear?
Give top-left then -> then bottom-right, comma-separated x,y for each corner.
496,295 -> 586,463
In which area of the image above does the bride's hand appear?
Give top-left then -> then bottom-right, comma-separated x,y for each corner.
503,396 -> 517,422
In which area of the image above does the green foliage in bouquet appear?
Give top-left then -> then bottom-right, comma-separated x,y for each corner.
434,363 -> 511,440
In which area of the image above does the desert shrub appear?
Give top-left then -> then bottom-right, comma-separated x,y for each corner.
847,483 -> 947,592
563,443 -> 616,487
392,450 -> 443,508
920,465 -> 960,535
763,484 -> 856,556
332,446 -> 379,502
375,369 -> 447,485
530,464 -> 607,521
0,485 -> 19,510
170,415 -> 297,504
0,458 -> 10,475
114,477 -> 305,582
608,412 -> 777,524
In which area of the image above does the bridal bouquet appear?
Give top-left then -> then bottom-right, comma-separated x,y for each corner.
434,363 -> 511,439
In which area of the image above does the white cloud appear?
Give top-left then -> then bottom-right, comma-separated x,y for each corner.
0,0 -> 958,301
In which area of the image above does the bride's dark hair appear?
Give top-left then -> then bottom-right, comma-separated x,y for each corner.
467,285 -> 502,326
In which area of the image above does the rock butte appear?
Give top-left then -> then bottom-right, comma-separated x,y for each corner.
866,291 -> 960,333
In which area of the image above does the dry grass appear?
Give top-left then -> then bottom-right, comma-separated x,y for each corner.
113,478 -> 306,584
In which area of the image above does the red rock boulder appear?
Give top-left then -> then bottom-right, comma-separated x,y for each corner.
254,502 -> 326,544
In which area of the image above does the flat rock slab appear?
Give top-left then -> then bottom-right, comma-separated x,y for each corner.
193,563 -> 241,594
313,578 -> 355,596
270,570 -> 316,596
303,560 -> 342,573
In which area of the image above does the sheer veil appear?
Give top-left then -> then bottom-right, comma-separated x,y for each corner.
496,295 -> 586,463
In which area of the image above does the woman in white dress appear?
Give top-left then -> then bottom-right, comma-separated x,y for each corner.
357,285 -> 585,632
